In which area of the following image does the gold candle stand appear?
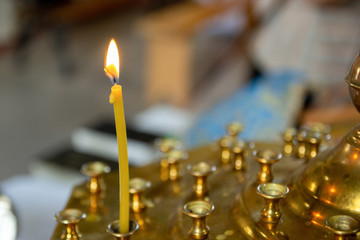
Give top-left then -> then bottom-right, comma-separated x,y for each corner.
50,53 -> 360,240
81,161 -> 111,194
183,200 -> 214,239
129,178 -> 151,213
54,208 -> 86,240
325,215 -> 360,240
256,183 -> 289,223
254,150 -> 282,183
187,162 -> 216,198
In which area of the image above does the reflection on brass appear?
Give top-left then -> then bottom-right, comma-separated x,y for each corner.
325,215 -> 360,240
81,161 -> 111,194
282,128 -> 296,156
54,208 -> 86,240
129,178 -> 151,213
226,122 -> 243,138
256,183 -> 289,223
254,150 -> 282,183
187,162 -> 216,198
183,200 -> 214,239
233,140 -> 246,171
167,150 -> 187,181
106,220 -> 139,240
219,137 -> 232,164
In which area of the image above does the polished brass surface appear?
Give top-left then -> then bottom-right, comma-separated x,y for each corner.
256,183 -> 289,223
107,220 -> 139,240
129,178 -> 151,213
187,162 -> 216,198
254,150 -> 282,183
346,54 -> 360,112
183,200 -> 214,239
326,215 -> 360,240
55,208 -> 86,240
81,162 -> 111,194
233,140 -> 246,171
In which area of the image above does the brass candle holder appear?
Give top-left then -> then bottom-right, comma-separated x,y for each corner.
155,137 -> 181,153
304,131 -> 322,160
232,140 -> 246,171
325,215 -> 360,240
129,178 -> 151,213
183,200 -> 215,239
166,150 -> 187,181
156,138 -> 181,181
54,208 -> 86,240
297,129 -> 308,159
187,162 -> 216,198
81,161 -> 111,194
107,220 -> 139,240
282,128 -> 296,156
219,136 -> 232,165
256,183 -> 289,223
226,122 -> 243,139
254,150 -> 282,183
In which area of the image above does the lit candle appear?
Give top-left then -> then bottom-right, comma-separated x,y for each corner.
104,39 -> 129,233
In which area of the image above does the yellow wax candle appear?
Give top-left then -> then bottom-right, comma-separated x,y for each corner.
105,39 -> 129,233
110,84 -> 130,233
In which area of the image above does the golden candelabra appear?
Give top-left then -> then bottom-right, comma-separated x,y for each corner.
51,53 -> 360,240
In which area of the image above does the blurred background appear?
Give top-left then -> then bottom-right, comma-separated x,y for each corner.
0,0 -> 359,239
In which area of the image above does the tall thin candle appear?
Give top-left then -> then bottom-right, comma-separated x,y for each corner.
105,39 -> 129,233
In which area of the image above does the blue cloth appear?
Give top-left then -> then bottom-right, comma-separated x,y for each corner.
186,71 -> 304,147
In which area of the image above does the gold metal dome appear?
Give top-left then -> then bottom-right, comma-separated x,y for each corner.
346,53 -> 360,112
284,53 -> 360,229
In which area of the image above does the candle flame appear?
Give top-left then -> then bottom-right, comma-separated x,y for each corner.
105,39 -> 120,83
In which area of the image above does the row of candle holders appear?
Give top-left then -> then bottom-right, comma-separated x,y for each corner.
54,122 -> 360,240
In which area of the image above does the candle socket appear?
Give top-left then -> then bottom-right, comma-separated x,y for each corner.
55,208 -> 86,240
187,162 -> 216,198
256,183 -> 289,223
254,150 -> 282,183
81,161 -> 111,194
233,140 -> 246,171
166,150 -> 187,181
107,220 -> 139,240
282,128 -> 296,157
183,200 -> 214,239
219,137 -> 232,165
326,215 -> 360,240
129,178 -> 151,213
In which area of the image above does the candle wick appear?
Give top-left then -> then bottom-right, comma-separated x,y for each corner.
112,77 -> 120,85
